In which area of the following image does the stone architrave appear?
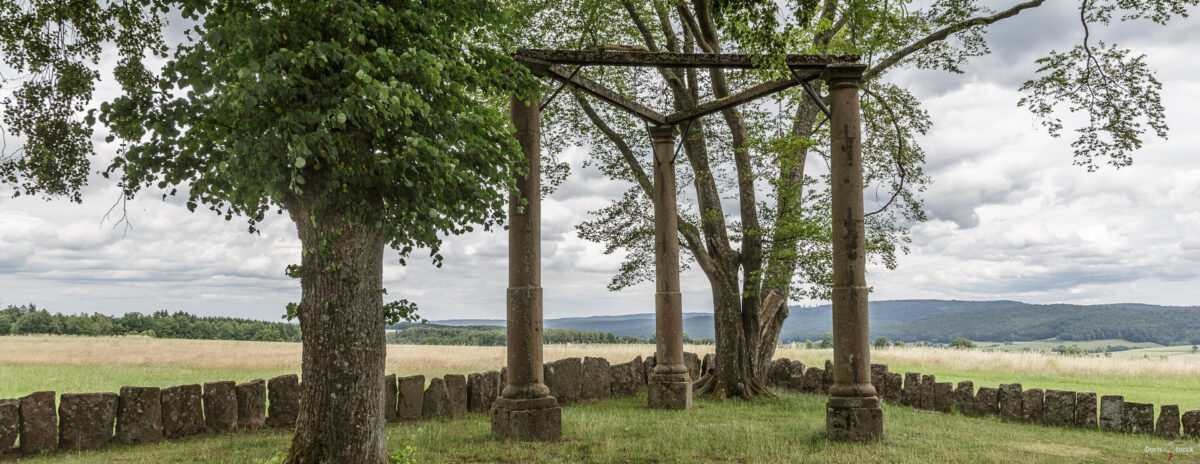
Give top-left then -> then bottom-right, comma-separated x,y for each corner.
921,375 -> 936,410
116,386 -> 162,445
998,384 -> 1023,421
544,358 -> 582,404
0,399 -> 18,454
398,375 -> 425,420
203,381 -> 238,432
1100,395 -> 1124,431
1075,392 -> 1097,428
1181,410 -> 1200,438
266,374 -> 300,428
581,357 -> 612,400
1123,402 -> 1155,434
58,393 -> 117,451
684,352 -> 701,382
1022,388 -> 1044,423
901,373 -> 921,407
422,377 -> 449,419
953,381 -> 974,416
805,368 -> 825,393
18,391 -> 57,455
975,387 -> 999,416
383,374 -> 398,421
1043,390 -> 1076,426
884,373 -> 903,404
161,384 -> 205,438
768,358 -> 793,388
444,374 -> 468,416
932,383 -> 952,413
1156,405 -> 1180,438
870,364 -> 888,400
235,379 -> 267,429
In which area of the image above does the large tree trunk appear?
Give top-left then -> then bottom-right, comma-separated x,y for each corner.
284,194 -> 388,463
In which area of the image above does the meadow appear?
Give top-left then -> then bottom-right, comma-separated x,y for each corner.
3,335 -> 1200,463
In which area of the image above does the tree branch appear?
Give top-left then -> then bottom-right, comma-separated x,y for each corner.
863,0 -> 1046,81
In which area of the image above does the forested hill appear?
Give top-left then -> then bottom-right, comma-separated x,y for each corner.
878,304 -> 1200,345
0,304 -> 301,341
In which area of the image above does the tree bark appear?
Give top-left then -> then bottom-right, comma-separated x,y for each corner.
284,193 -> 388,463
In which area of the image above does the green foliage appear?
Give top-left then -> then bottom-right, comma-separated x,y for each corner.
949,337 -> 974,349
1054,344 -> 1089,357
873,336 -> 889,349
0,303 -> 301,341
385,324 -> 648,346
819,332 -> 833,349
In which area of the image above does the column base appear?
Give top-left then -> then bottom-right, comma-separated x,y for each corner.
491,397 -> 561,441
648,373 -> 692,410
826,397 -> 883,441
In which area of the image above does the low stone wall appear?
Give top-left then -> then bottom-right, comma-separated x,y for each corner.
763,358 -> 1200,439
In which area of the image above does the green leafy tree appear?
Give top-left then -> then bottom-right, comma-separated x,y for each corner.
3,0 -> 532,460
873,336 -> 889,349
518,0 -> 1187,399
11,310 -> 52,334
819,332 -> 834,349
950,338 -> 975,349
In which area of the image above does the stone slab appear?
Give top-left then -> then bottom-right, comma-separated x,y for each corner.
768,358 -> 793,388
609,360 -> 642,397
1157,405 -> 1180,438
1124,402 -> 1155,434
266,374 -> 300,428
161,384 -> 205,439
581,357 -> 612,400
235,379 -> 267,430
932,382 -> 952,413
1043,390 -> 1076,426
1075,392 -> 1097,428
422,377 -> 449,419
203,381 -> 238,432
1100,395 -> 1124,431
58,392 -> 117,451
384,374 -> 398,421
544,358 -> 582,404
444,374 -> 468,416
884,373 -> 903,404
116,386 -> 162,445
0,399 -> 17,454
953,381 -> 974,416
1181,410 -> 1200,438
19,391 -> 57,455
684,352 -> 701,382
998,384 -> 1023,421
901,373 -> 921,407
1022,388 -> 1044,423
398,375 -> 424,420
975,387 -> 999,416
870,364 -> 888,400
804,368 -> 825,394
921,375 -> 936,410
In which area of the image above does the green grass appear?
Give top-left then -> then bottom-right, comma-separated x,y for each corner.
973,339 -> 1164,352
0,365 -> 298,400
1112,345 -> 1200,360
16,392 -> 1199,463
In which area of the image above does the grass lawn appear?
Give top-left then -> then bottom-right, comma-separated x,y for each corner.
14,392 -> 1200,464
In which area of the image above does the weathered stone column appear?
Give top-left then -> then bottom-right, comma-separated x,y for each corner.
646,124 -> 692,410
824,63 -> 883,441
492,93 -> 562,441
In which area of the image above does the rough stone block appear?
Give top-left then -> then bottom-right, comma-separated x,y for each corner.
544,357 -> 582,404
1181,410 -> 1200,438
884,373 -> 903,404
998,383 -> 1023,421
398,375 -> 424,420
870,364 -> 888,400
768,358 -> 793,388
932,382 -> 952,413
975,387 -> 999,416
1100,395 -> 1124,431
643,355 -> 656,384
647,378 -> 692,410
629,355 -> 645,385
266,374 -> 300,428
383,374 -> 398,421
161,384 -> 205,439
581,357 -> 612,400
1075,392 -> 1097,428
953,381 -> 974,416
684,352 -> 701,382
1124,402 -> 1155,434
203,381 -> 238,432
826,404 -> 883,442
491,398 -> 560,442
468,372 -> 496,413
822,360 -> 834,393
444,374 -> 468,416
1043,390 -> 1075,426
422,377 -> 449,419
804,368 -> 825,394
19,391 -> 57,455
0,399 -> 17,454
58,393 -> 117,451
901,373 -> 921,407
235,379 -> 267,430
1157,405 -> 1180,438
1022,388 -> 1044,423
609,361 -> 641,397
116,386 -> 162,445
921,375 -> 936,409
790,361 -> 806,386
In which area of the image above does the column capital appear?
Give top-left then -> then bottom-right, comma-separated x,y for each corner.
822,63 -> 868,89
647,124 -> 679,141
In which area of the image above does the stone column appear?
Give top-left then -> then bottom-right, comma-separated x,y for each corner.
646,124 -> 692,410
492,93 -> 562,441
824,63 -> 882,441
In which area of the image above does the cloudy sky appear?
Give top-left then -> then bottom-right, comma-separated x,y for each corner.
1,2 -> 1197,322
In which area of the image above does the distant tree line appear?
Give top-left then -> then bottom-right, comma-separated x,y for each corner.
0,304 -> 301,342
877,305 -> 1200,346
386,324 -> 651,346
